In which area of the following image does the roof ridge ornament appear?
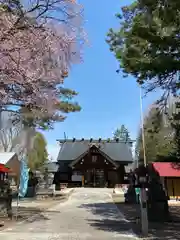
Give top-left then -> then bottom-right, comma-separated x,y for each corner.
56,138 -> 136,143
88,143 -> 101,148
88,143 -> 96,147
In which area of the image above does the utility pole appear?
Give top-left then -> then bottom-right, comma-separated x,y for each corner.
139,86 -> 148,237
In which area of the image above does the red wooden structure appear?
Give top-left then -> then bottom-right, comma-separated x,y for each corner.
0,164 -> 10,182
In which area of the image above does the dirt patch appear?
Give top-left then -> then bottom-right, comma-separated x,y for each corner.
113,194 -> 180,239
0,193 -> 71,230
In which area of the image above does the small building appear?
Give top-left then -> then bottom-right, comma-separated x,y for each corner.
0,152 -> 20,185
56,138 -> 133,187
151,162 -> 180,199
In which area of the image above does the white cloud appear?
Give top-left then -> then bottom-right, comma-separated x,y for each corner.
47,143 -> 60,162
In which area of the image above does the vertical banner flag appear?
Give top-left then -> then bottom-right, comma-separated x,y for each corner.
18,160 -> 29,197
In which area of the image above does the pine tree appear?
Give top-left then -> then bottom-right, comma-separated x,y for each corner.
113,124 -> 131,142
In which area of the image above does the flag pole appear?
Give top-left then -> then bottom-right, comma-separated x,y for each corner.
16,128 -> 32,220
139,86 -> 148,237
16,152 -> 21,220
16,189 -> 19,220
16,149 -> 24,221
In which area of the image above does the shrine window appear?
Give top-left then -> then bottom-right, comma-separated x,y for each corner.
92,155 -> 97,163
73,171 -> 82,176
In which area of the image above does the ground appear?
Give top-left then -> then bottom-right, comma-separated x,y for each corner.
0,192 -> 69,230
113,194 -> 180,240
0,188 -> 138,240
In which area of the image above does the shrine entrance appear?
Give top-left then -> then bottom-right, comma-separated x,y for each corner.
84,169 -> 105,187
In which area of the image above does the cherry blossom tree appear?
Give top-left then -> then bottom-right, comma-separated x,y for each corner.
0,0 -> 85,129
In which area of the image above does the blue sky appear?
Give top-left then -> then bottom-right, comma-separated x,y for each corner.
44,0 -> 161,160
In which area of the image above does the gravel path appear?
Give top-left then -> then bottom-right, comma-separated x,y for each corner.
0,188 -> 138,240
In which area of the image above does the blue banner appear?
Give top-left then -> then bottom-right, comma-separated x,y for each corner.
18,160 -> 29,197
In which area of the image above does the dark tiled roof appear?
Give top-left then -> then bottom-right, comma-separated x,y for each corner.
57,140 -> 133,163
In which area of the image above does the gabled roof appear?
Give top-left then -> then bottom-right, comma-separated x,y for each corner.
0,152 -> 17,165
57,140 -> 133,163
69,145 -> 119,168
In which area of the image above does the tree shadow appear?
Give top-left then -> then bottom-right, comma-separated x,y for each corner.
79,202 -> 133,235
112,201 -> 141,235
86,218 -> 132,233
148,222 -> 180,240
115,201 -> 180,239
79,202 -> 120,219
170,162 -> 180,170
0,206 -> 61,227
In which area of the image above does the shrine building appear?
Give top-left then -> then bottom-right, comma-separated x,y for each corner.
56,138 -> 134,187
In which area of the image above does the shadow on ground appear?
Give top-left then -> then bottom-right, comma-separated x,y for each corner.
0,205 -> 61,230
148,206 -> 180,240
113,194 -> 180,240
0,191 -> 72,230
79,202 -> 133,235
79,196 -> 180,239
15,207 -> 61,222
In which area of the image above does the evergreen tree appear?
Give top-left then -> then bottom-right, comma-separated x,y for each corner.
106,0 -> 180,102
20,87 -> 81,130
113,124 -> 131,142
136,104 -> 176,164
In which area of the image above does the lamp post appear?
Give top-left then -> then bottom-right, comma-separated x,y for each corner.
134,164 -> 149,237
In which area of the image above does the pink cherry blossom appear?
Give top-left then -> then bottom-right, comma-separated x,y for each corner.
0,0 -> 86,121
